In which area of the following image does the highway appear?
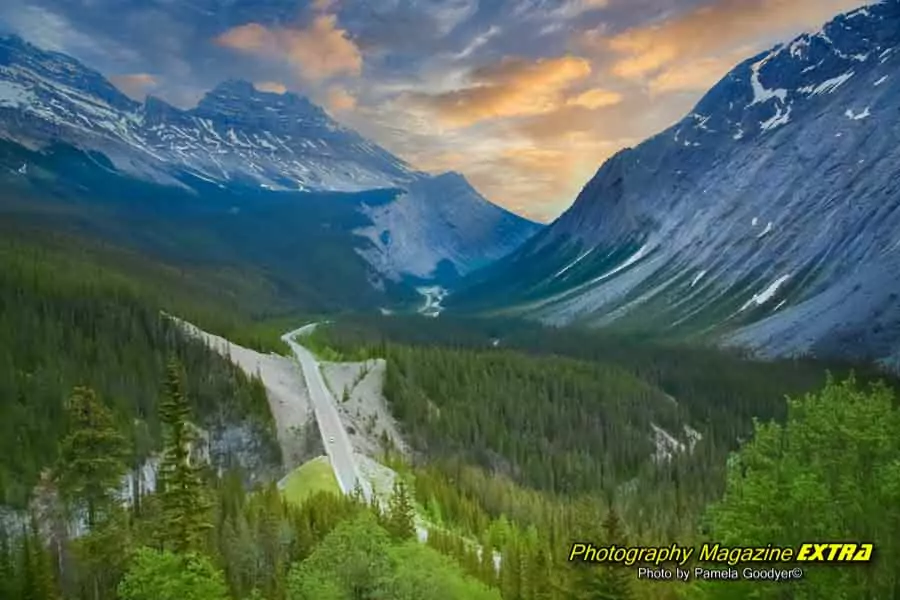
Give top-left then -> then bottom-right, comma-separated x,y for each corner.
281,324 -> 479,554
281,325 -> 371,501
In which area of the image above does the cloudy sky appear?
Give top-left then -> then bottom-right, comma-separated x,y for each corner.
0,0 -> 867,221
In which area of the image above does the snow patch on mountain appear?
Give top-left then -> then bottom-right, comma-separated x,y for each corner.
589,243 -> 655,285
0,37 -> 417,192
690,270 -> 708,288
353,173 -> 540,281
554,248 -> 594,279
749,52 -> 789,106
456,0 -> 900,366
0,79 -> 34,106
761,105 -> 792,130
741,275 -> 791,311
800,71 -> 855,96
417,286 -> 449,317
0,35 -> 540,284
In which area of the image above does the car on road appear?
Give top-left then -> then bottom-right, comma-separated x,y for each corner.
329,436 -> 335,443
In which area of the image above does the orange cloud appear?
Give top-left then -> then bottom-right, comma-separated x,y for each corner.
254,81 -> 287,94
463,136 -> 621,221
414,151 -> 472,173
216,15 -> 362,81
581,0 -> 866,88
647,52 -> 750,94
326,85 -> 357,112
406,55 -> 592,128
476,0 -> 867,218
110,73 -> 158,99
566,87 -> 623,109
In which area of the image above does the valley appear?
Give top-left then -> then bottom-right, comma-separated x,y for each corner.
0,1 -> 899,599
450,1 -> 900,368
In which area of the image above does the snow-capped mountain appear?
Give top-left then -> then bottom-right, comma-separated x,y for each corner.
0,34 -> 540,282
0,35 -> 415,190
452,1 -> 900,367
355,172 -> 541,281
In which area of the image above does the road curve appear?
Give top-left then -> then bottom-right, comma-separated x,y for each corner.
282,324 -> 494,560
281,324 -> 371,501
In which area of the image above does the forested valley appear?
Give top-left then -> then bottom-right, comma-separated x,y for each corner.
0,229 -> 504,599
306,315 -> 900,599
1,226 -> 899,600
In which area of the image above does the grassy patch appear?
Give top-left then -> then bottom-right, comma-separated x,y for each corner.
281,456 -> 342,507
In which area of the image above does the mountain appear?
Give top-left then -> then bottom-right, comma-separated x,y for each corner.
0,34 -> 540,286
450,1 -> 900,368
354,172 -> 542,281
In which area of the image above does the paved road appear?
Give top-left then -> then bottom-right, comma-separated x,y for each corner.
282,325 -> 499,564
282,325 -> 371,500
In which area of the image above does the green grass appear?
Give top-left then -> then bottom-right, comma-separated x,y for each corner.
281,456 -> 342,507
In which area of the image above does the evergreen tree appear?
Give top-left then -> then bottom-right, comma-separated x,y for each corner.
158,360 -> 211,554
597,506 -> 632,600
55,387 -> 128,529
53,387 -> 129,600
20,515 -> 58,600
702,376 -> 900,600
386,478 -> 416,541
72,509 -> 131,600
527,544 -> 556,600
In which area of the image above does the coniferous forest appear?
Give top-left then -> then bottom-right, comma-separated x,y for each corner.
1,230 -> 899,600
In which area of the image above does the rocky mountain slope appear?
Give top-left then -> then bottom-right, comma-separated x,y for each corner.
0,34 -> 539,284
451,1 -> 900,367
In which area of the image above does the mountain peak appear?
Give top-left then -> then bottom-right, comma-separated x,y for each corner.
453,0 -> 900,366
210,79 -> 257,95
192,79 -> 331,132
431,171 -> 467,184
0,33 -> 137,112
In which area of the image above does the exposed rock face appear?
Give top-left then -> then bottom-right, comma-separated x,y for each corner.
452,1 -> 900,366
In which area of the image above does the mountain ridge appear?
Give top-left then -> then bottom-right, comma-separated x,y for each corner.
450,0 -> 900,368
0,33 -> 541,284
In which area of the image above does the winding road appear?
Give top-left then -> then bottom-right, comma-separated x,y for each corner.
281,324 -> 372,501
282,324 -> 488,553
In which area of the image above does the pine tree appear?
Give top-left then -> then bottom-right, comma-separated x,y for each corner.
597,506 -> 632,600
53,386 -> 129,600
55,387 -> 128,529
385,478 -> 416,541
20,515 -> 58,600
527,543 -> 556,600
158,360 -> 211,554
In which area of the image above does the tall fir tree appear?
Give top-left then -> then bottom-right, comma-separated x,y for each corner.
54,386 -> 130,600
158,360 -> 212,554
385,478 -> 416,541
55,387 -> 128,529
597,506 -> 632,600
